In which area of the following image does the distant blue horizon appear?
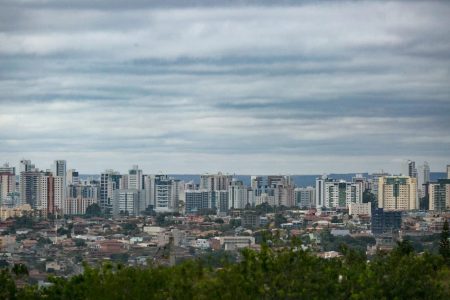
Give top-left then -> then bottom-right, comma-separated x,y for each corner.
78,172 -> 447,188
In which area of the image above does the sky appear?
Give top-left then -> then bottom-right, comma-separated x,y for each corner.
0,0 -> 449,175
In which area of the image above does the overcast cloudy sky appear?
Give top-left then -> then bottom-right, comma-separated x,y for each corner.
0,0 -> 449,174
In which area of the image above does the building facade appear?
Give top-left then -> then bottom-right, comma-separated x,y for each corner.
428,179 -> 450,211
378,176 -> 418,211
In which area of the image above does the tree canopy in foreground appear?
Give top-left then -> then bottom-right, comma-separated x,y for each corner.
1,238 -> 450,299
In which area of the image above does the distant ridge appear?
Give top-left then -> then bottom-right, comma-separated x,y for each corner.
79,172 -> 447,187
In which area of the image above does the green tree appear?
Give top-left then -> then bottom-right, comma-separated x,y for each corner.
121,222 -> 138,235
254,202 -> 273,215
439,220 -> 450,261
393,239 -> 415,256
85,203 -> 102,218
74,238 -> 86,248
0,270 -> 16,299
12,263 -> 29,278
274,213 -> 287,227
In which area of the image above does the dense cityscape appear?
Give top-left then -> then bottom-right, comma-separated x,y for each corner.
0,159 -> 449,293
1,0 -> 450,298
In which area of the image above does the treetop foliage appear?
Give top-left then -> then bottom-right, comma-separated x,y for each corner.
1,235 -> 449,300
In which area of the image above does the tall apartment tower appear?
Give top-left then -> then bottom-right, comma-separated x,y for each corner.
402,160 -> 417,178
378,176 -> 418,211
37,172 -> 64,215
295,187 -> 315,208
52,160 -> 67,210
417,162 -> 430,198
153,175 -> 182,213
19,160 -> 41,207
112,189 -> 144,216
20,159 -> 34,173
0,163 -> 16,205
66,169 -> 79,185
447,164 -> 450,179
127,165 -> 143,190
100,170 -> 122,214
228,180 -> 248,209
65,183 -> 98,215
315,175 -> 331,207
200,172 -> 232,191
52,160 -> 66,178
428,179 -> 450,211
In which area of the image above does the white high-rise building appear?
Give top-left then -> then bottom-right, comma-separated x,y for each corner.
113,189 -> 144,216
52,160 -> 67,212
154,175 -> 181,213
447,164 -> 450,179
323,180 -> 362,209
228,180 -> 248,209
127,165 -> 143,190
315,175 -> 330,207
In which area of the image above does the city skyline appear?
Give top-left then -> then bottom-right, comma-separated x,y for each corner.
1,1 -> 450,174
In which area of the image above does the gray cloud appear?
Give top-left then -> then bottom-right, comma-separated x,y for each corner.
0,1 -> 449,174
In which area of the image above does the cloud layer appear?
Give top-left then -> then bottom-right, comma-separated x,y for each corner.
0,1 -> 449,174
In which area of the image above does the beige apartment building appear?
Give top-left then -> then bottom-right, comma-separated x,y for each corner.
378,176 -> 417,211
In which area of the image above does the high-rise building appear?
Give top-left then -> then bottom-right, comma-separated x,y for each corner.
371,208 -> 402,235
370,172 -> 390,199
52,160 -> 66,178
200,172 -> 232,191
0,163 -> 15,175
417,162 -> 430,198
65,183 -> 98,215
271,176 -> 295,207
323,180 -> 362,209
112,189 -> 144,216
228,180 -> 248,209
378,176 -> 418,211
37,172 -> 64,215
402,159 -> 417,178
428,179 -> 450,211
127,165 -> 143,190
100,170 -> 122,214
19,161 -> 41,208
185,190 -> 209,214
20,159 -> 34,173
447,164 -> 450,179
315,175 -> 330,207
154,175 -> 181,213
52,160 -> 67,212
294,187 -> 315,208
0,163 -> 16,205
213,190 -> 229,214
66,169 -> 79,186
250,175 -> 294,207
